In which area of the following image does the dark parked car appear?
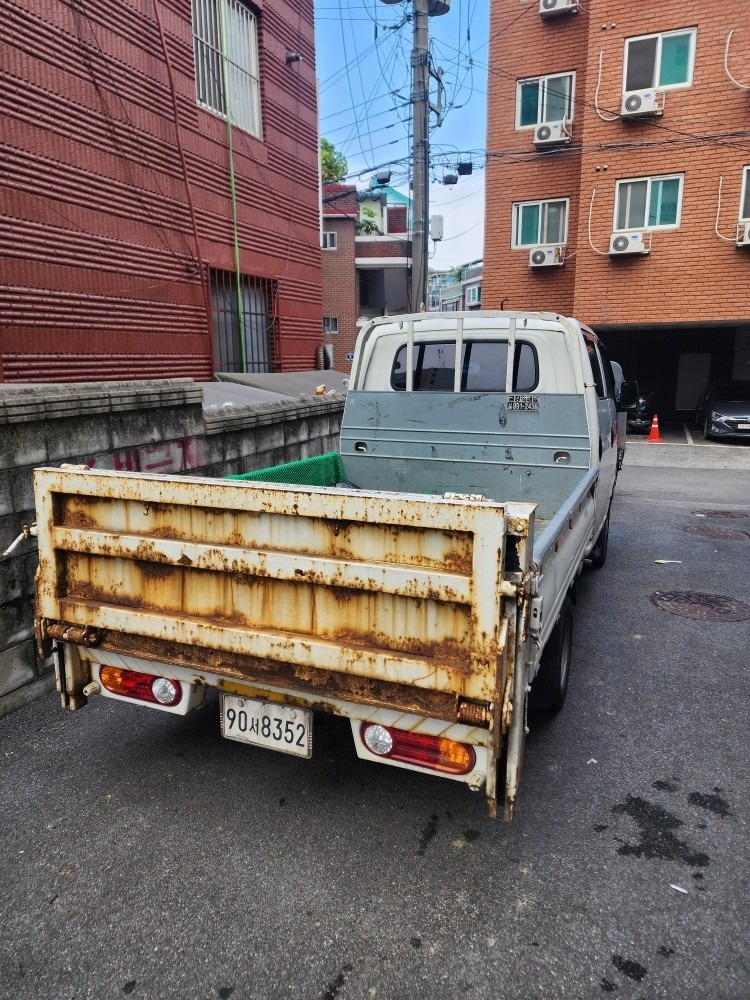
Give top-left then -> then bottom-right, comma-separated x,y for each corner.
696,382 -> 750,440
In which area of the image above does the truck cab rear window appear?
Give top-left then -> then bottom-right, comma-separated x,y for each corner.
391,340 -> 538,392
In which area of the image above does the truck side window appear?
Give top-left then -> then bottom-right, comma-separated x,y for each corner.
586,341 -> 605,398
391,341 -> 538,392
596,343 -> 617,399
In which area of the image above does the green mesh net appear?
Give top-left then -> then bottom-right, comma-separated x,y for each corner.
226,452 -> 346,488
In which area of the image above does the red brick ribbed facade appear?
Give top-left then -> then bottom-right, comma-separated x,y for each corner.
0,0 -> 322,382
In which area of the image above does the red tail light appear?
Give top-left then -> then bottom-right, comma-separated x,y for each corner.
360,723 -> 475,775
99,666 -> 182,707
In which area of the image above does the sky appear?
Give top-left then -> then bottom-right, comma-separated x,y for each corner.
313,0 -> 489,270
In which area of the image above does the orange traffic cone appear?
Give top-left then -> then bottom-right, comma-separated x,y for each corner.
646,414 -> 662,442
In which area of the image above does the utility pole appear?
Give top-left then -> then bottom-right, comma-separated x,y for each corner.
411,0 -> 429,312
380,0 -> 447,311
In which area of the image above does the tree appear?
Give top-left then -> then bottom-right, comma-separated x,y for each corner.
356,206 -> 381,236
320,139 -> 348,183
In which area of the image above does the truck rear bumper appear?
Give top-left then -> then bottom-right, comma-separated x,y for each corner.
71,646 -> 491,790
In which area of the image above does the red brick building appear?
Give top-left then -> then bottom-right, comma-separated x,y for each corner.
321,183 -> 412,371
483,0 -> 750,418
0,0 -> 322,382
320,184 -> 359,369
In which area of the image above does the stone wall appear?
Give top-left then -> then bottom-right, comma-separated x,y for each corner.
0,379 -> 345,716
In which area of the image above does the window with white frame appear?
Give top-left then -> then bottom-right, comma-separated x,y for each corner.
623,28 -> 696,92
512,199 -> 568,247
741,167 -> 750,220
516,73 -> 574,128
192,0 -> 262,138
322,231 -> 337,250
614,174 -> 683,231
323,316 -> 338,335
465,285 -> 481,306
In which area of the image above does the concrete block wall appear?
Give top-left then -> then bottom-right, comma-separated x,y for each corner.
0,379 -> 345,716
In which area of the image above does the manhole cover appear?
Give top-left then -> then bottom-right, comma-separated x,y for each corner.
684,525 -> 749,541
692,510 -> 748,520
650,591 -> 750,622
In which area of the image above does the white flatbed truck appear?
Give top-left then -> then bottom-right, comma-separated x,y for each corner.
33,312 -> 636,818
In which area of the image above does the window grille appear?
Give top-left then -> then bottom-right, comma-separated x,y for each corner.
192,0 -> 262,138
210,269 -> 275,373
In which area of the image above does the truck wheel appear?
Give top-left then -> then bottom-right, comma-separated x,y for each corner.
528,598 -> 573,712
588,513 -> 610,569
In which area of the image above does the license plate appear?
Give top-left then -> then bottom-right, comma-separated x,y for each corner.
738,423 -> 750,431
221,695 -> 312,758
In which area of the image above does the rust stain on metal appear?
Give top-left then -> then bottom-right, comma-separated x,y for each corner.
439,547 -> 473,575
456,698 -> 491,726
150,526 -> 183,540
50,625 -> 462,721
506,516 -> 530,536
135,560 -> 174,581
46,623 -> 101,647
62,509 -> 97,529
333,628 -> 472,672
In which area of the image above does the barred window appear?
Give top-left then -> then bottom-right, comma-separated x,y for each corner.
192,0 -> 262,138
210,269 -> 274,373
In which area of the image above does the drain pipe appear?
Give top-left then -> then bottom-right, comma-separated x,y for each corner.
218,0 -> 248,373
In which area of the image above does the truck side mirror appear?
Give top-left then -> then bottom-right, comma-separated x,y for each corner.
618,380 -> 639,411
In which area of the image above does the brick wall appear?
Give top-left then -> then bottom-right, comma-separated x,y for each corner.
483,0 -> 750,327
0,380 -> 345,716
321,216 -> 359,371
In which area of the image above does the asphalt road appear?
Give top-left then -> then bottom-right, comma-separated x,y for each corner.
1,465 -> 748,1000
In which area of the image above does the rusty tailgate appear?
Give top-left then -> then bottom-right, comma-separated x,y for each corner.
34,468 -> 535,720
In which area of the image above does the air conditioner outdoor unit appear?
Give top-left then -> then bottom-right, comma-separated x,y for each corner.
533,119 -> 571,147
529,245 -> 566,267
539,0 -> 578,16
609,232 -> 650,256
621,89 -> 663,118
736,221 -> 750,246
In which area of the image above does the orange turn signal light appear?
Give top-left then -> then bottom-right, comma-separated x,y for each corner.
99,666 -> 182,707
360,723 -> 475,775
